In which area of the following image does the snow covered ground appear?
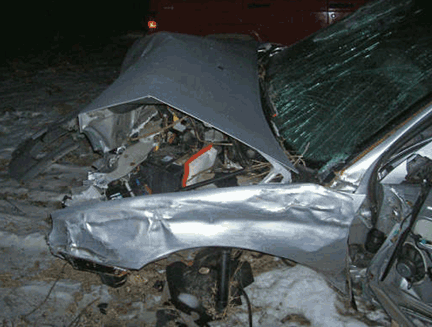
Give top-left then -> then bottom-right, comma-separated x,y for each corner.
0,41 -> 392,326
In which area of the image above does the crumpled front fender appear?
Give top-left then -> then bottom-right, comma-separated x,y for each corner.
49,183 -> 364,292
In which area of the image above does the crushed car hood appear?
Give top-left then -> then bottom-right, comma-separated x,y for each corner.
79,32 -> 296,172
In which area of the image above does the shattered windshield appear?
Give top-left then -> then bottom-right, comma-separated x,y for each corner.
265,0 -> 432,171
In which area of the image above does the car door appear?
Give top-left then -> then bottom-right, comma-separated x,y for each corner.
363,101 -> 432,327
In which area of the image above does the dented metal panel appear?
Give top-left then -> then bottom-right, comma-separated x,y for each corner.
49,183 -> 364,291
78,32 -> 296,172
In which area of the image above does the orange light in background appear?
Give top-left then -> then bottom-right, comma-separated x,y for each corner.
148,21 -> 157,29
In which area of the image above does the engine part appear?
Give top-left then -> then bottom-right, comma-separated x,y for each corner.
92,140 -> 154,187
105,143 -> 186,198
106,180 -> 131,200
134,161 -> 183,194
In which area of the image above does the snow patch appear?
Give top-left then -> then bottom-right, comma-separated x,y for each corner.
210,266 -> 381,327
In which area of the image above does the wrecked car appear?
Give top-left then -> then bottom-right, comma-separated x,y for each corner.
8,0 -> 432,325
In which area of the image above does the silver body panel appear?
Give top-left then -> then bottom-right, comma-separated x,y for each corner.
78,32 -> 296,172
49,183 -> 364,291
333,101 -> 432,194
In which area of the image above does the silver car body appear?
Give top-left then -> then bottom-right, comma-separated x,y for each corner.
16,1 -> 432,325
48,32 -> 364,292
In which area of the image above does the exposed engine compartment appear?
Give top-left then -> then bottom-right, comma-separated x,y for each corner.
64,104 -> 291,206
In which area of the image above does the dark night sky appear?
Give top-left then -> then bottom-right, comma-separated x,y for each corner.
3,1 -> 150,63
